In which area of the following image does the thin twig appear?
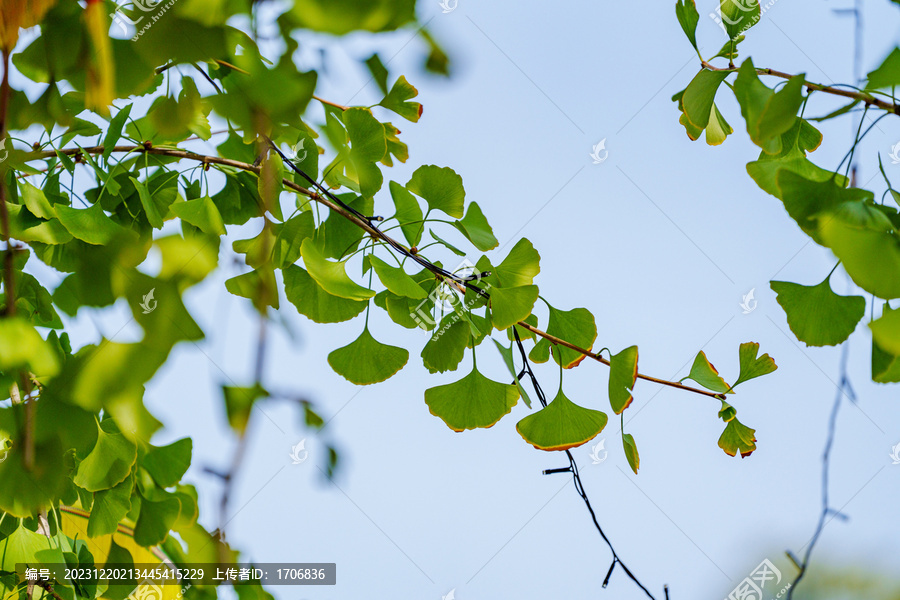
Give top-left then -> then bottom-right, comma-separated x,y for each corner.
313,95 -> 349,111
786,344 -> 853,599
513,330 -> 664,599
700,60 -> 900,115
26,144 -> 726,402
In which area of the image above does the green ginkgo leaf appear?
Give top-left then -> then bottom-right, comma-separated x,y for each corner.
73,420 -> 138,492
718,416 -> 757,458
223,384 -> 268,435
608,346 -> 638,414
870,303 -> 900,356
328,327 -> 408,385
55,202 -> 134,245
622,433 -> 640,474
378,75 -> 423,123
389,180 -> 424,248
492,238 -> 541,288
682,69 -> 729,130
453,201 -> 498,251
516,388 -> 607,451
675,0 -> 700,51
424,366 -> 519,432
169,196 -> 226,236
283,265 -> 368,323
133,490 -> 181,547
872,311 -> 900,383
732,342 -> 777,388
300,238 -> 374,301
771,277 -> 865,347
142,438 -> 192,488
421,316 -> 469,374
369,255 -> 427,299
684,350 -> 730,393
529,303 -> 597,368
490,285 -> 538,331
407,165 -> 465,218
0,523 -> 57,572
87,470 -> 134,538
0,318 -> 60,377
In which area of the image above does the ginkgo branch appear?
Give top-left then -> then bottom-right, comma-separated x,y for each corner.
700,60 -> 900,115
33,144 -> 725,401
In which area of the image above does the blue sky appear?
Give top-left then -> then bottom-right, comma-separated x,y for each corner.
27,0 -> 900,598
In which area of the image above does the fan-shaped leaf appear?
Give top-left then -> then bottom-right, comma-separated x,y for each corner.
328,328 -> 408,385
516,388 -> 607,451
424,367 -> 519,432
771,277 -> 865,346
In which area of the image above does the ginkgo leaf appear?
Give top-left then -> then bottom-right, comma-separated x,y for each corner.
870,303 -> 900,356
55,203 -> 134,245
142,438 -> 192,488
407,165 -> 465,218
718,417 -> 757,458
283,265 -> 368,323
87,471 -> 133,538
328,328 -> 409,385
490,285 -> 538,331
491,238 -> 541,288
453,202 -> 498,251
133,491 -> 181,547
169,196 -> 226,236
300,238 -> 374,301
421,316 -> 469,374
608,346 -> 638,414
771,277 -> 865,346
682,69 -> 729,130
675,0 -> 700,51
389,180 -> 424,248
732,342 -> 777,388
73,420 -> 137,492
378,75 -> 423,122
622,433 -> 640,474
684,351 -> 730,393
222,384 -> 269,435
369,255 -> 427,299
424,367 -> 519,432
529,303 -> 596,368
516,388 -> 607,451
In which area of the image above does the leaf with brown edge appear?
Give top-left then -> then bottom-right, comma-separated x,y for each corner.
718,417 -> 757,458
516,388 -> 607,451
424,367 -> 519,432
732,342 -> 777,388
684,350 -> 731,393
622,433 -> 640,474
608,345 -> 638,414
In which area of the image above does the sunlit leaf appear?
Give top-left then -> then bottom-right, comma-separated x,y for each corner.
684,350 -> 730,393
622,433 -> 640,474
300,238 -> 374,301
732,342 -> 777,388
407,165 -> 465,218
